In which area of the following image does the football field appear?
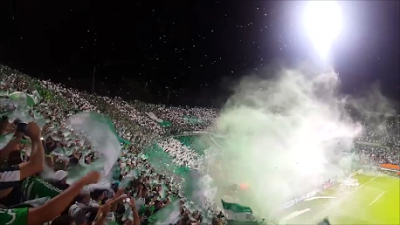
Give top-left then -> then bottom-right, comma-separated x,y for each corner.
145,135 -> 399,224
279,174 -> 399,225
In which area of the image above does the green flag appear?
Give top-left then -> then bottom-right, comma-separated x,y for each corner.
8,91 -> 38,107
148,201 -> 180,224
221,199 -> 255,221
91,113 -> 131,145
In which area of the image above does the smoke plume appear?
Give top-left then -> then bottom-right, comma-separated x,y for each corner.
207,66 -> 364,218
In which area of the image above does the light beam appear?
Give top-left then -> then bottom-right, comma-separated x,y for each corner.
303,1 -> 343,61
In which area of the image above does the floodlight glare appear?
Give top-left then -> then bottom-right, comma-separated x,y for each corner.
303,1 -> 343,60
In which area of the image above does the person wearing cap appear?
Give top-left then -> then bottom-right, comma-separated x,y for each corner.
51,170 -> 69,190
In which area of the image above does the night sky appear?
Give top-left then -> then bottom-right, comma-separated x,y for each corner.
0,1 -> 399,107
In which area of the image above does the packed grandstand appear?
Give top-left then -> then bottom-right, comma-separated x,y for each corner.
0,64 -> 399,225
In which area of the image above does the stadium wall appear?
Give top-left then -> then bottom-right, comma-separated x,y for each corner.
379,164 -> 400,176
380,164 -> 399,171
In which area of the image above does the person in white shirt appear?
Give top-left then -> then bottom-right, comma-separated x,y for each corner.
68,191 -> 91,224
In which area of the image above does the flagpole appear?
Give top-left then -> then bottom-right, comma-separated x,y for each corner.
91,65 -> 96,93
166,87 -> 171,106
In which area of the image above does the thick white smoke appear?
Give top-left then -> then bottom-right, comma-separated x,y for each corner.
207,67 -> 363,218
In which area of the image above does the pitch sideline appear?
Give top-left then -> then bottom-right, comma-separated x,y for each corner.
308,175 -> 378,222
368,191 -> 385,206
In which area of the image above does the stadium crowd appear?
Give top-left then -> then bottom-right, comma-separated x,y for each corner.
0,66 -> 219,225
355,115 -> 400,166
0,65 -> 399,225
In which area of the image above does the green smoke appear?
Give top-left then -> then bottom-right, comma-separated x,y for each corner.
206,67 -> 362,219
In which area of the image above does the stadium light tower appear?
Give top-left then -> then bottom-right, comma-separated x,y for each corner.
303,1 -> 343,62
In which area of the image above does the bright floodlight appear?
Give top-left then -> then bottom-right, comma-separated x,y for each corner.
303,1 -> 343,60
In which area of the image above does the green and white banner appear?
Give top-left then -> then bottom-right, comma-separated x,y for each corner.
221,199 -> 255,221
148,201 -> 180,224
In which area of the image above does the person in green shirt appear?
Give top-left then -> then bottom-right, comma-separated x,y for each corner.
0,207 -> 29,225
21,176 -> 63,201
0,171 -> 100,225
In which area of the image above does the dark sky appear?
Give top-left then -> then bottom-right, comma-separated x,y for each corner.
0,0 -> 399,107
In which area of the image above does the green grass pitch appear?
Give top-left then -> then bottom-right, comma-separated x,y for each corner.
279,174 -> 399,224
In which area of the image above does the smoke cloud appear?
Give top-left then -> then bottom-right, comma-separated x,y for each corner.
206,66 -> 365,218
